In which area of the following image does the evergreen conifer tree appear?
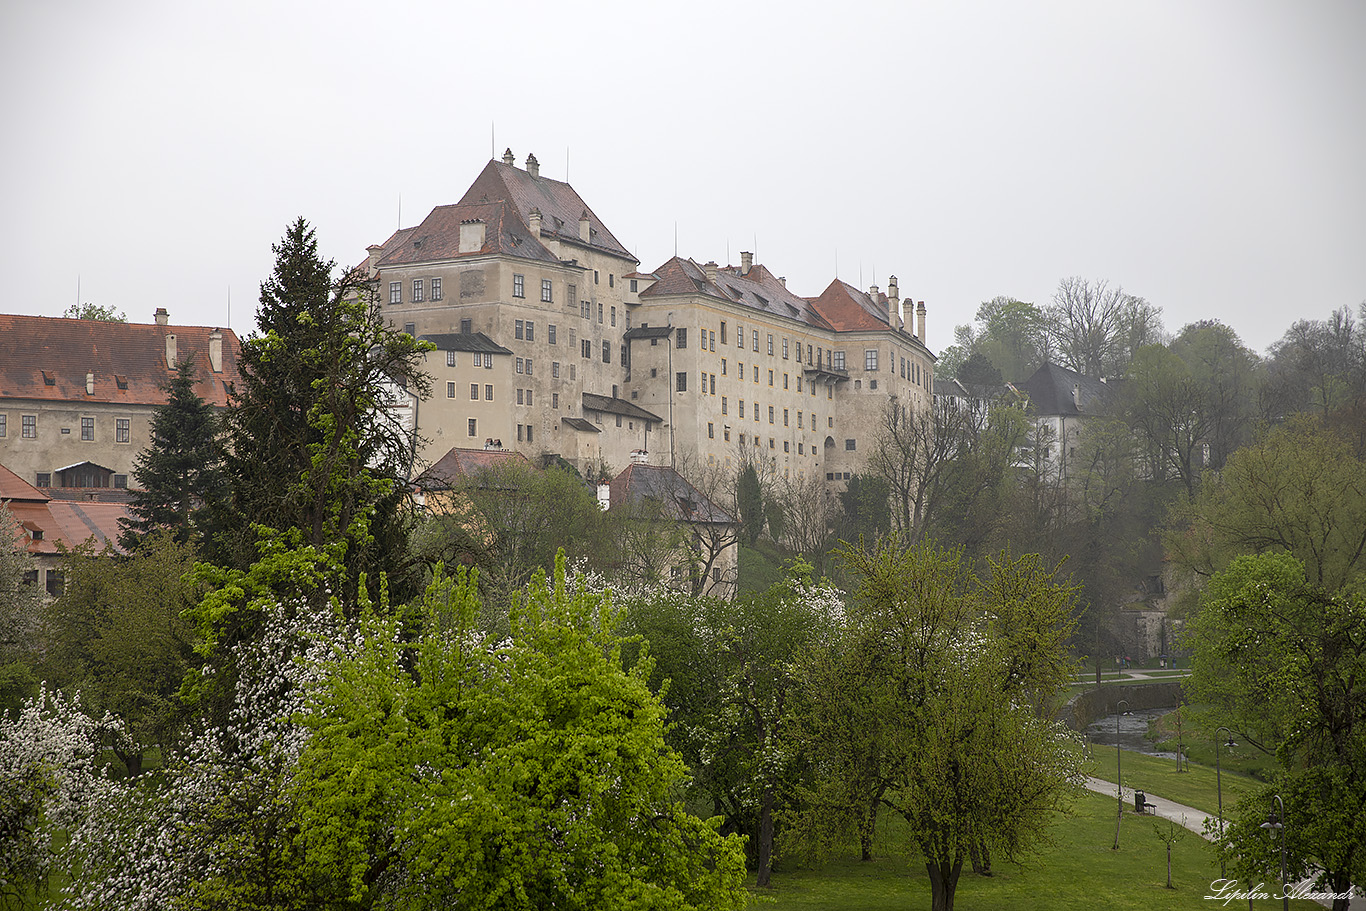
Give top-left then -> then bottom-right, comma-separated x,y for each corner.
119,357 -> 224,551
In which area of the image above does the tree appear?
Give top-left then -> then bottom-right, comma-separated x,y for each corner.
1123,344 -> 1218,500
119,357 -> 225,551
974,297 -> 1048,382
621,562 -> 843,887
1188,553 -> 1366,910
1151,817 -> 1189,889
1,505 -> 44,715
1262,305 -> 1365,424
789,539 -> 1082,911
955,350 -> 1003,387
1169,320 -> 1262,470
736,462 -> 765,545
63,302 -> 126,321
209,217 -> 431,607
1046,277 -> 1162,377
1166,417 -> 1366,592
290,559 -> 748,910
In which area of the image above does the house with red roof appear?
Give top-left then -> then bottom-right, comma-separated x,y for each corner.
0,309 -> 241,496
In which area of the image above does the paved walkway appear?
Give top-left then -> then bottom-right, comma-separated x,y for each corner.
1085,776 -> 1358,908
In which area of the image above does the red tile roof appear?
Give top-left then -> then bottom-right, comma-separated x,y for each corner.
640,258 -> 833,331
375,200 -> 562,268
0,314 -> 241,406
417,447 -> 533,488
806,279 -> 897,333
0,463 -> 48,504
2,464 -> 129,556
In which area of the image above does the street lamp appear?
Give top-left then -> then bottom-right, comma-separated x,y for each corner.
1259,794 -> 1288,911
1215,727 -> 1237,878
1112,698 -> 1129,850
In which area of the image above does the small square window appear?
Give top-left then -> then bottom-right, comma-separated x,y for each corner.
114,473 -> 128,488
35,472 -> 50,488
513,274 -> 525,298
846,439 -> 856,451
460,318 -> 473,334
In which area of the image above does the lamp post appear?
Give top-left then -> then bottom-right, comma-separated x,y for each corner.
1214,727 -> 1236,878
1259,794 -> 1287,911
1112,698 -> 1129,850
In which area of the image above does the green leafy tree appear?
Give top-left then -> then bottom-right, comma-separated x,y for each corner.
1169,320 -> 1262,469
291,559 -> 747,910
0,505 -> 44,716
209,217 -> 431,608
63,302 -> 126,321
1166,417 -> 1366,592
955,350 -> 1003,387
119,357 -> 225,551
1124,344 -> 1217,500
736,462 -> 765,545
789,539 -> 1082,911
1188,553 -> 1365,910
621,562 -> 842,887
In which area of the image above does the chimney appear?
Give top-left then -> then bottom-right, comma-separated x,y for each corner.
365,244 -> 384,277
209,329 -> 223,373
631,449 -> 649,465
527,209 -> 542,238
869,284 -> 879,300
165,333 -> 177,369
86,372 -> 94,395
704,261 -> 719,284
459,219 -> 487,253
154,307 -> 169,326
579,210 -> 591,242
778,276 -> 786,287
525,152 -> 539,177
888,275 -> 903,331
916,300 -> 927,342
502,147 -> 515,166
740,251 -> 753,275
1072,384 -> 1083,411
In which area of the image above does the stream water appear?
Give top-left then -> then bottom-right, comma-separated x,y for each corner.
1084,708 -> 1182,760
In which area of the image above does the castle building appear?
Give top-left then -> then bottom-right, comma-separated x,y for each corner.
365,151 -> 935,487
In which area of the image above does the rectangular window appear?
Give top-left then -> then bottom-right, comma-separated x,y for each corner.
35,472 -> 50,488
739,400 -> 745,419
431,277 -> 442,301
525,321 -> 535,342
542,279 -> 553,302
708,422 -> 715,439
516,357 -> 524,374
582,339 -> 591,359
525,359 -> 533,375
389,282 -> 401,304
752,329 -> 759,351
552,361 -> 561,378
630,278 -> 637,292
676,327 -> 687,349
447,381 -> 457,398
115,418 -> 130,443
460,317 -> 472,334
517,389 -> 524,405
753,365 -> 759,383
767,333 -> 774,355
611,306 -> 616,327
783,408 -> 789,426
709,330 -> 716,352
768,405 -> 775,424
568,284 -> 577,308
513,274 -> 525,298
81,417 -> 94,441
526,389 -> 532,405
548,324 -> 557,344
807,344 -> 813,364
833,350 -> 846,370
710,374 -> 716,395
0,414 -> 6,437
798,442 -> 804,454
22,415 -> 35,438
468,418 -> 477,437
797,411 -> 804,428
114,474 -> 127,488
724,427 -> 731,441
721,358 -> 727,376
515,319 -> 524,340
446,350 -> 457,367
602,341 -> 610,363
412,279 -> 424,302
846,439 -> 857,450
598,302 -> 604,323
720,321 -> 727,344
768,369 -> 774,386
582,300 -> 591,319
469,384 -> 478,400
485,384 -> 494,401
783,373 -> 789,389
517,424 -> 524,442
737,324 -> 744,347
608,273 -> 614,288
676,372 -> 687,392
865,349 -> 879,371
721,396 -> 728,415
552,392 -> 559,408
784,441 -> 790,452
797,376 -> 803,393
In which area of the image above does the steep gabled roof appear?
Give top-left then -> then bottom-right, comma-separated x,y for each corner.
458,159 -> 635,261
807,279 -> 897,333
0,315 -> 240,406
375,200 -> 562,268
1018,362 -> 1112,417
0,464 -> 49,504
640,258 -> 833,331
608,463 -> 735,526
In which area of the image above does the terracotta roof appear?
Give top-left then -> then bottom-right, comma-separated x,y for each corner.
640,258 -> 833,331
1018,362 -> 1112,417
1,486 -> 129,556
607,463 -> 735,525
417,447 -> 533,488
581,393 -> 663,424
0,464 -> 49,503
375,200 -> 562,268
457,159 -> 635,261
420,332 -> 513,355
0,314 -> 241,406
806,279 -> 898,333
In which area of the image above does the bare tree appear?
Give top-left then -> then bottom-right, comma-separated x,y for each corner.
1047,277 -> 1162,377
867,397 -> 975,540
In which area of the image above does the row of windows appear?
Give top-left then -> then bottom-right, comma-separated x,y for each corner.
389,278 -> 443,304
1,414 -> 131,442
33,470 -> 129,489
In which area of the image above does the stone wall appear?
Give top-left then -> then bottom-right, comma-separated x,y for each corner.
1062,681 -> 1185,731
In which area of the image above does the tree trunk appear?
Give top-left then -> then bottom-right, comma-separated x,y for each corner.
970,839 -> 991,875
756,785 -> 775,887
860,796 -> 880,861
926,857 -> 963,911
1165,844 -> 1172,888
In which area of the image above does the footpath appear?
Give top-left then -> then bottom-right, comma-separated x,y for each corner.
1085,777 -> 1358,909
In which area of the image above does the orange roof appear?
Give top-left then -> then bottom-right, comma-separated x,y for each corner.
0,463 -> 49,503
806,279 -> 897,332
2,490 -> 129,556
0,314 -> 241,406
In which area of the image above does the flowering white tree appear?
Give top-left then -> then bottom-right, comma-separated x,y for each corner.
0,686 -> 123,907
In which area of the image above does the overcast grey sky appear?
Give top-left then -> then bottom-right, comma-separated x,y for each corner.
2,0 -> 1362,356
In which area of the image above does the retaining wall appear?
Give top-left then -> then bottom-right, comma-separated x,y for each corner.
1062,681 -> 1185,731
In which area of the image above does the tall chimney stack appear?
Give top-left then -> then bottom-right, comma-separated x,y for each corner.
528,208 -> 543,238
502,147 -> 515,166
916,300 -> 927,342
579,210 -> 591,242
209,329 -> 223,373
740,251 -> 753,275
525,152 -> 539,178
154,307 -> 169,326
888,275 -> 902,331
165,333 -> 177,369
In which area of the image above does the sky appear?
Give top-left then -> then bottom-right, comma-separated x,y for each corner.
2,0 -> 1362,357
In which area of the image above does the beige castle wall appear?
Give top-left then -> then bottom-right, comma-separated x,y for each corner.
0,399 -> 156,486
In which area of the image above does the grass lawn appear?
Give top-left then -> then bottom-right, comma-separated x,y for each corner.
750,791 -> 1318,909
1087,746 -> 1263,818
